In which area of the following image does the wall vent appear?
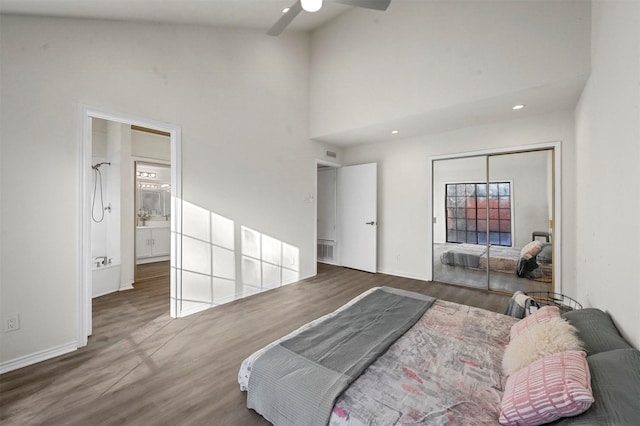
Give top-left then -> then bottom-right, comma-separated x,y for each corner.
317,240 -> 336,263
326,150 -> 337,158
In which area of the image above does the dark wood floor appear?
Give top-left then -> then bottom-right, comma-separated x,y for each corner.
0,263 -> 511,425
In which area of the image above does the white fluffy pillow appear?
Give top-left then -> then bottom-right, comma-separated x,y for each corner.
510,305 -> 560,340
502,317 -> 583,376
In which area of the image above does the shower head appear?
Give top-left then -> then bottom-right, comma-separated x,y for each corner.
92,162 -> 111,170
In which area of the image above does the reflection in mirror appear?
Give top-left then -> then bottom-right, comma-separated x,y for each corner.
432,149 -> 555,295
140,191 -> 162,216
135,162 -> 171,226
433,156 -> 489,290
488,150 -> 553,294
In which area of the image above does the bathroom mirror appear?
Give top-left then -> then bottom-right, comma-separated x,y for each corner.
139,190 -> 163,216
135,161 -> 171,224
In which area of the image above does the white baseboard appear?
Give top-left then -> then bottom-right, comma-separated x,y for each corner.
377,268 -> 429,282
177,303 -> 211,318
0,341 -> 77,375
91,280 -> 134,298
119,279 -> 135,291
136,255 -> 170,265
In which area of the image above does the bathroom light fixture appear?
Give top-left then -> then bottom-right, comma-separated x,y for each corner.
391,130 -> 399,134
136,171 -> 156,178
301,0 -> 322,13
512,104 -> 525,110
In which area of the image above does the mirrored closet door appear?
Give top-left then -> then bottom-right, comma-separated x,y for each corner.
432,148 -> 555,295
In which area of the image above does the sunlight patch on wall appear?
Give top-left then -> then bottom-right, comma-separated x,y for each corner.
180,201 -> 236,315
241,226 -> 300,293
175,201 -> 300,317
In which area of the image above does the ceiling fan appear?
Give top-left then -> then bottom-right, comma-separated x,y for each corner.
267,0 -> 391,36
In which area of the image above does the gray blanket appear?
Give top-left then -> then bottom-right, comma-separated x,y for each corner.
504,290 -> 538,318
246,287 -> 435,426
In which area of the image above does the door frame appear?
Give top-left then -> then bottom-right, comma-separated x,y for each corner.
427,141 -> 562,293
78,105 -> 182,348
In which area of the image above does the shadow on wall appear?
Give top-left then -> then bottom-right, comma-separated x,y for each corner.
178,200 -> 299,315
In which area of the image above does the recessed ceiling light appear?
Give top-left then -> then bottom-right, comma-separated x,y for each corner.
391,130 -> 399,134
282,7 -> 290,13
512,104 -> 525,110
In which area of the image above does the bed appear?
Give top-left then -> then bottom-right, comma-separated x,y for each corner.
239,287 -> 640,426
438,242 -> 553,282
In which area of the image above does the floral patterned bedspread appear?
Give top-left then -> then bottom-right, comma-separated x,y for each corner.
239,292 -> 517,426
329,299 -> 517,426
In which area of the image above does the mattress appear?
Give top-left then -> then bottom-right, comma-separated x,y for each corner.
240,290 -> 518,425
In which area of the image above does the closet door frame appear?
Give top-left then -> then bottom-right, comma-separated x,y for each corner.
427,141 -> 562,294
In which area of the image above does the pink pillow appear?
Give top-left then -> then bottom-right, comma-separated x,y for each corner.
510,305 -> 560,341
520,240 -> 543,257
499,351 -> 594,426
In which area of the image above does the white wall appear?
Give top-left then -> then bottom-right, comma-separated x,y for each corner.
574,0 -> 640,348
132,129 -> 170,161
310,0 -> 590,139
341,111 -> 576,292
114,122 -> 135,292
0,15 -> 335,366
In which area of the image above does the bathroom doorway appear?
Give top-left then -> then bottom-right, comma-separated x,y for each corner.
134,160 -> 171,283
79,107 -> 181,347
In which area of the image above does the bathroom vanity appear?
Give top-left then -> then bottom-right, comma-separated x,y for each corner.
136,222 -> 170,264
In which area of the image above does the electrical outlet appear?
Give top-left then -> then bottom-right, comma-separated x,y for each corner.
5,315 -> 20,332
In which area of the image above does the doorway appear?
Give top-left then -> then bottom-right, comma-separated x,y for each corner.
134,161 -> 171,282
317,165 -> 339,265
430,143 -> 561,295
315,161 -> 378,274
79,107 -> 181,348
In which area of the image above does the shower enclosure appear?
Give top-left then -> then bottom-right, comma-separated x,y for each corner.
90,118 -> 129,297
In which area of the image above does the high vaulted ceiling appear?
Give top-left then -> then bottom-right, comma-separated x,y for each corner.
0,0 -> 352,33
0,0 -> 591,146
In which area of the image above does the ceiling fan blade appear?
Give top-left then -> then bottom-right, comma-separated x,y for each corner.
267,1 -> 303,36
334,0 -> 391,11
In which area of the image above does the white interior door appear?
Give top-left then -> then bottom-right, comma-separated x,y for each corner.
338,163 -> 377,273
